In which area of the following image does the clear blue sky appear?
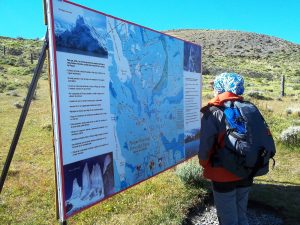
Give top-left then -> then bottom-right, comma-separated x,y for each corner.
0,0 -> 299,44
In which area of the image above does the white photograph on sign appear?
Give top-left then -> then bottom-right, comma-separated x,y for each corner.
63,153 -> 114,216
54,1 -> 108,57
184,42 -> 201,73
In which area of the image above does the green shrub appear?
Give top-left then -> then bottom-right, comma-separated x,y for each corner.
176,160 -> 204,187
293,84 -> 300,91
6,83 -> 17,90
266,105 -> 273,112
42,123 -> 52,131
247,90 -> 272,100
7,47 -> 23,56
13,101 -> 23,109
7,58 -> 17,66
280,126 -> 300,146
204,93 -> 214,99
286,108 -> 300,117
6,90 -> 19,97
0,80 -> 7,92
292,120 -> 300,126
286,108 -> 293,115
23,67 -> 34,76
17,56 -> 27,67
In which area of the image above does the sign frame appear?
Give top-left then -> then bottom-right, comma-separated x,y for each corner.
45,0 -> 202,221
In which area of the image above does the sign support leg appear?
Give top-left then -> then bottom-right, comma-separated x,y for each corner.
0,32 -> 48,193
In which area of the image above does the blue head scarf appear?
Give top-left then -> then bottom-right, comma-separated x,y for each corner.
213,72 -> 244,95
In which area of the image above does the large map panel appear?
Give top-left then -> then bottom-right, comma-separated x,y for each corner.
46,0 -> 201,220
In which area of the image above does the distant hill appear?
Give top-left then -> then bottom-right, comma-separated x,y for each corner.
166,29 -> 300,79
1,29 -> 300,94
0,36 -> 44,93
166,29 -> 300,57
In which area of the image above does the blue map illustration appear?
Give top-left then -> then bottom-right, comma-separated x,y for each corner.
106,18 -> 185,191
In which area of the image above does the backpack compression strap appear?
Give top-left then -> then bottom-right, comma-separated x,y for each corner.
247,147 -> 276,178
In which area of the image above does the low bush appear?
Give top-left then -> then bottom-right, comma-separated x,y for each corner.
204,93 -> 214,99
23,67 -> 34,75
13,101 -> 23,109
7,47 -> 23,56
247,90 -> 273,100
286,108 -> 300,117
266,105 -> 273,112
0,80 -> 7,92
293,84 -> 300,91
176,160 -> 205,188
280,126 -> 300,146
294,109 -> 300,117
292,120 -> 300,126
286,108 -> 293,115
7,58 -> 17,66
6,90 -> 19,97
17,56 -> 27,67
42,123 -> 52,131
6,83 -> 17,90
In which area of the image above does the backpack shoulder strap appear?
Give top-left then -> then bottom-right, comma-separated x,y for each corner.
209,105 -> 222,113
201,104 -> 224,120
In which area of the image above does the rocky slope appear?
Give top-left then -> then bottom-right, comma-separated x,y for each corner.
166,29 -> 300,58
166,29 -> 300,78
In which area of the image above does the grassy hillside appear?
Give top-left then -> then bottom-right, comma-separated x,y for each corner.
0,31 -> 300,224
166,29 -> 300,80
0,36 -> 46,93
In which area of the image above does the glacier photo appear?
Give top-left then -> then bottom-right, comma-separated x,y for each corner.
183,43 -> 201,73
63,153 -> 114,216
54,15 -> 108,57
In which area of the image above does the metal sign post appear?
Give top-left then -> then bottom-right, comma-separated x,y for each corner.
0,33 -> 48,193
0,1 -> 68,224
0,32 -> 68,225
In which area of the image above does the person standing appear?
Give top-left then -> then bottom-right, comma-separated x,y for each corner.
198,72 -> 275,225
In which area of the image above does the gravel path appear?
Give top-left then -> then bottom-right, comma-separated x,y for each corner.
189,204 -> 284,225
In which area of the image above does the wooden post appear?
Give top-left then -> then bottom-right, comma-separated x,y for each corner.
3,46 -> 5,55
31,53 -> 33,64
281,75 -> 285,97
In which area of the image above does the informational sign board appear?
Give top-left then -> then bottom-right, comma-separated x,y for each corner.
46,0 -> 202,220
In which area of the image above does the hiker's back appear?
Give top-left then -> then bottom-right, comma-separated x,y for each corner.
198,72 -> 275,225
217,100 -> 276,178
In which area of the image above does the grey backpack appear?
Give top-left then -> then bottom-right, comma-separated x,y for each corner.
213,100 -> 276,178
